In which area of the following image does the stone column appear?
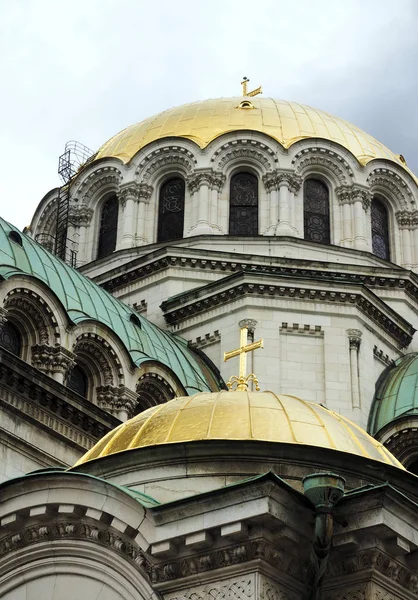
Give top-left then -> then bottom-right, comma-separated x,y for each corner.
187,171 -> 224,236
262,174 -> 278,235
276,174 -> 293,236
336,186 -> 353,248
352,189 -> 370,251
288,175 -> 302,234
97,385 -> 137,421
397,212 -> 413,269
347,329 -> 362,409
118,184 -> 140,250
135,184 -> 152,245
68,206 -> 93,265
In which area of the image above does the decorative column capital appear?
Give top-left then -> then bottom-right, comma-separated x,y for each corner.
262,170 -> 294,192
347,329 -> 362,350
117,184 -> 140,208
396,210 -> 413,229
96,385 -> 137,417
336,185 -> 354,205
31,345 -> 76,376
238,318 -> 258,340
137,183 -> 153,202
68,205 -> 94,226
0,306 -> 8,326
187,170 -> 225,194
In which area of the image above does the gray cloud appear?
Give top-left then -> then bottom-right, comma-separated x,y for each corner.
0,0 -> 417,227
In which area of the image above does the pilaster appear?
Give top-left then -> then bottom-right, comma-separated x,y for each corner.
117,184 -> 141,249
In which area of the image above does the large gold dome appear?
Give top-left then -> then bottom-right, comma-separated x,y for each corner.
74,391 -> 403,468
95,97 -> 405,168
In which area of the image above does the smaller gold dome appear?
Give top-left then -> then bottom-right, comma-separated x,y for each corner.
74,391 -> 403,468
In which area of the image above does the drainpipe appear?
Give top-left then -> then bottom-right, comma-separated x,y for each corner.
303,473 -> 345,600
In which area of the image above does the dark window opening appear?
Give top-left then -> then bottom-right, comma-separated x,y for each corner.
371,197 -> 390,261
157,178 -> 185,242
97,195 -> 118,259
304,179 -> 330,244
67,365 -> 88,398
229,172 -> 258,236
407,459 -> 418,476
0,322 -> 22,356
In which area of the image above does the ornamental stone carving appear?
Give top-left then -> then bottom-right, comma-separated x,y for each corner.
31,344 -> 76,377
366,168 -> 412,210
117,184 -> 141,208
187,170 -> 226,194
68,205 -> 94,226
292,147 -> 354,185
4,290 -> 59,345
347,329 -> 362,350
165,578 -> 254,600
139,147 -> 196,182
211,139 -> 277,173
77,166 -> 123,202
97,384 -> 137,417
336,186 -> 372,210
262,171 -> 301,192
0,306 -> 7,326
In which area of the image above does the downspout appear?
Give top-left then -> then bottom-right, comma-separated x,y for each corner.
303,473 -> 345,600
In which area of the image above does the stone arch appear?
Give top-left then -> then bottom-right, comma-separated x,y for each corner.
137,146 -> 197,184
76,164 -> 123,206
211,138 -> 277,175
291,145 -> 355,187
366,168 -> 410,212
34,196 -> 59,251
135,362 -> 184,414
3,287 -> 60,360
70,332 -> 124,402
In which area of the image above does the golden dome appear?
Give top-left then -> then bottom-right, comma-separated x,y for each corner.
95,97 -> 405,168
74,391 -> 403,468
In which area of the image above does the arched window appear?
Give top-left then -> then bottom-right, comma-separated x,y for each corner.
0,322 -> 22,356
229,172 -> 258,236
67,365 -> 88,398
304,179 -> 330,244
97,195 -> 118,259
371,197 -> 390,261
157,178 -> 185,242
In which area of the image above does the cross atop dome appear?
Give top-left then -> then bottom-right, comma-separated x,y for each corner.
240,76 -> 262,97
224,326 -> 263,391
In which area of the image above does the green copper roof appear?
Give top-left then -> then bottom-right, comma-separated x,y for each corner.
368,353 -> 418,435
0,217 -> 218,394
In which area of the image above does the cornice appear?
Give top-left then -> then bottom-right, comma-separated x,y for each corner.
160,272 -> 413,347
0,349 -> 119,451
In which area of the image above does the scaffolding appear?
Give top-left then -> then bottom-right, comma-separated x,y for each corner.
54,141 -> 94,266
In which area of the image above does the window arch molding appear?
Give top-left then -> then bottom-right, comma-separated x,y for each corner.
370,194 -> 392,262
156,174 -> 186,243
228,168 -> 260,237
135,361 -> 185,415
303,175 -> 333,245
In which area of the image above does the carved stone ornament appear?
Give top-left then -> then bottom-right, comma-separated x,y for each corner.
211,139 -> 277,172
73,333 -> 123,387
262,171 -> 301,193
187,170 -> 226,194
31,344 -> 76,375
292,147 -> 354,185
77,166 -> 123,202
97,385 -> 137,416
347,328 -> 362,350
68,205 -> 94,226
117,184 -> 141,208
0,516 -> 152,579
396,210 -> 413,229
336,185 -> 371,210
5,290 -> 59,345
366,168 -> 412,210
151,538 -> 306,584
138,146 -> 197,182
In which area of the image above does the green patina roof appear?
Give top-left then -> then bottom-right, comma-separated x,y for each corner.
368,353 -> 418,435
0,217 -> 218,394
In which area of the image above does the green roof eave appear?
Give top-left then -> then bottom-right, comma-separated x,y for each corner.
0,217 -> 217,394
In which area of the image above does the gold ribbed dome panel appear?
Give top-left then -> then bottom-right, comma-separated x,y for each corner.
95,97 -> 404,167
74,391 -> 403,468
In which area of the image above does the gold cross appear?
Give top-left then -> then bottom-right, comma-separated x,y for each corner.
241,77 -> 262,97
224,326 -> 263,391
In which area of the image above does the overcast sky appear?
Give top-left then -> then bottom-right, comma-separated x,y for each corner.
1,0 -> 417,229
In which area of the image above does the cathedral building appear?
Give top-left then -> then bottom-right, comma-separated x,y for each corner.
1,88 -> 418,599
